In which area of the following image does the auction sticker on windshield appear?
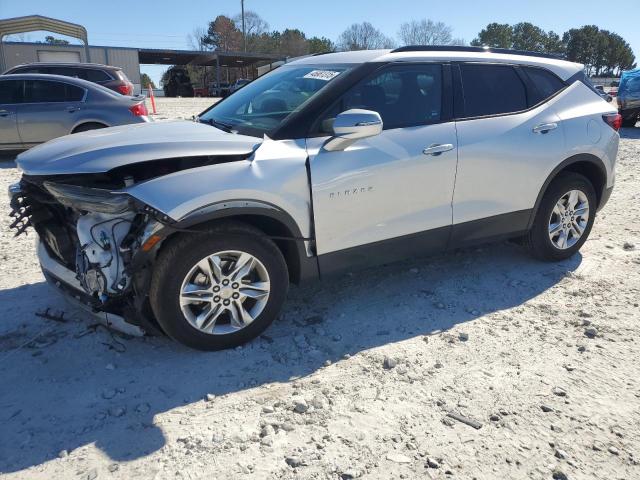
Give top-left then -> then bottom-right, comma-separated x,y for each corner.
303,70 -> 341,81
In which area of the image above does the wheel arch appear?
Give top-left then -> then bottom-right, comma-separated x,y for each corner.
71,121 -> 109,133
527,153 -> 607,229
160,203 -> 319,285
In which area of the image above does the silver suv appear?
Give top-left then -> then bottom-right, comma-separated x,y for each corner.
9,47 -> 620,350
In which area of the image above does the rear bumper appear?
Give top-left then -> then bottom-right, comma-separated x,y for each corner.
37,239 -> 145,337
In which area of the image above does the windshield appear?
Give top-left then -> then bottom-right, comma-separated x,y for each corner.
199,65 -> 351,137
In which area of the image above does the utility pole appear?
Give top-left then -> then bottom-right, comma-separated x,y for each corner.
241,0 -> 247,52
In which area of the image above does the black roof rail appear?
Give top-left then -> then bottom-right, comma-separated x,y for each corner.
391,45 -> 566,61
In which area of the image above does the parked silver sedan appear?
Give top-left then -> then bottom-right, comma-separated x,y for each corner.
0,73 -> 150,150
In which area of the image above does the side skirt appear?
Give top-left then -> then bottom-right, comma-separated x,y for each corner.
316,209 -> 532,278
318,226 -> 450,278
449,209 -> 532,249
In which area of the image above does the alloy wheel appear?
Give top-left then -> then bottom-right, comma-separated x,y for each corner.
179,250 -> 270,335
548,189 -> 590,250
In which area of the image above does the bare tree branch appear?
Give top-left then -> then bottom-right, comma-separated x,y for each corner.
187,26 -> 208,51
233,11 -> 269,37
398,20 -> 454,46
337,22 -> 395,51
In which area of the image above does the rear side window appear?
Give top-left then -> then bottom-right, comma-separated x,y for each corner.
0,80 -> 23,103
522,67 -> 565,105
567,70 -> 609,97
83,69 -> 112,82
114,69 -> 129,81
24,80 -> 85,103
48,66 -> 82,78
11,67 -> 41,74
460,64 -> 527,117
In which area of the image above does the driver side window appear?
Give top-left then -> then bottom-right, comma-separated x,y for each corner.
319,64 -> 443,133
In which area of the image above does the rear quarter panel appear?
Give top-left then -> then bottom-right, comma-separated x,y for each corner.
552,81 -> 619,188
73,91 -> 148,129
452,81 -> 618,226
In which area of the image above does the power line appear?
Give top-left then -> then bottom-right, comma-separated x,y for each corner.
90,32 -> 189,38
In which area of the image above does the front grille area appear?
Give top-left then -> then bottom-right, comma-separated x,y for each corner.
8,183 -> 32,237
9,179 -> 78,269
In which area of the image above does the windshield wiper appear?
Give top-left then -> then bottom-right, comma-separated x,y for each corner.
203,118 -> 234,133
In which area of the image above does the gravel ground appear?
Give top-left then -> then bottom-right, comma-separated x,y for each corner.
0,104 -> 639,480
149,97 -> 219,121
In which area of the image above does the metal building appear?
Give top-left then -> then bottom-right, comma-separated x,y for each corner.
0,15 -> 90,70
0,15 -> 286,95
2,42 -> 142,91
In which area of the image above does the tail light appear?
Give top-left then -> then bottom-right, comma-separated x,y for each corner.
116,83 -> 134,95
602,113 -> 622,131
129,102 -> 148,117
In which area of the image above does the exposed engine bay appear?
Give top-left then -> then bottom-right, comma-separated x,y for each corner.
74,211 -> 137,297
9,153 -> 253,303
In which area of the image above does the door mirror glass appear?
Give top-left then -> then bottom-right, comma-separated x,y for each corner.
323,109 -> 382,151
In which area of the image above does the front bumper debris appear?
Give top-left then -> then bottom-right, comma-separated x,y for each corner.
37,239 -> 145,337
8,182 -> 31,237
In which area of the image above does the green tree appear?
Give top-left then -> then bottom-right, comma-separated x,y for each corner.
511,22 -> 548,51
43,35 -> 69,45
201,15 -> 242,51
472,22 -> 564,54
600,30 -> 635,75
471,23 -> 513,48
140,73 -> 156,89
278,29 -> 307,57
307,36 -> 335,54
544,31 -> 565,54
250,31 -> 280,54
564,25 -> 603,74
565,26 -> 635,76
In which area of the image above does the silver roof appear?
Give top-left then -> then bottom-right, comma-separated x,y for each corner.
288,49 -> 583,80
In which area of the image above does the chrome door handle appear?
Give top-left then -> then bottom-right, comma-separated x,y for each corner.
0,110 -> 13,117
66,106 -> 80,113
532,122 -> 558,134
423,143 -> 454,156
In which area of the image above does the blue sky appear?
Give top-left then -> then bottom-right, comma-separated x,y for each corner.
2,0 -> 639,85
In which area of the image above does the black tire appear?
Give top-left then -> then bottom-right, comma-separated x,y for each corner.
526,172 -> 597,261
177,85 -> 194,97
621,116 -> 637,128
149,222 -> 289,351
72,122 -> 107,133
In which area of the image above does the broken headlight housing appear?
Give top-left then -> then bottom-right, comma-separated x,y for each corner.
43,181 -> 133,214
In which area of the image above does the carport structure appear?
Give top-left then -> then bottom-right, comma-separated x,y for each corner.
138,48 -> 286,86
0,15 -> 91,72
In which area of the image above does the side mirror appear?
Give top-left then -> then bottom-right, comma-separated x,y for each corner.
323,109 -> 383,152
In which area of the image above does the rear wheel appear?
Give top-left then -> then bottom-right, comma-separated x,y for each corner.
149,223 -> 289,350
527,172 -> 596,261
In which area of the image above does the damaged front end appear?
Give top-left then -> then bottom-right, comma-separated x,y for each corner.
8,119 -> 265,337
8,173 -> 171,336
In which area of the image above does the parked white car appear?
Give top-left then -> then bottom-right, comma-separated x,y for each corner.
10,46 -> 620,350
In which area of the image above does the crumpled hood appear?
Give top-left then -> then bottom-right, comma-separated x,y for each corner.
17,121 -> 262,175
